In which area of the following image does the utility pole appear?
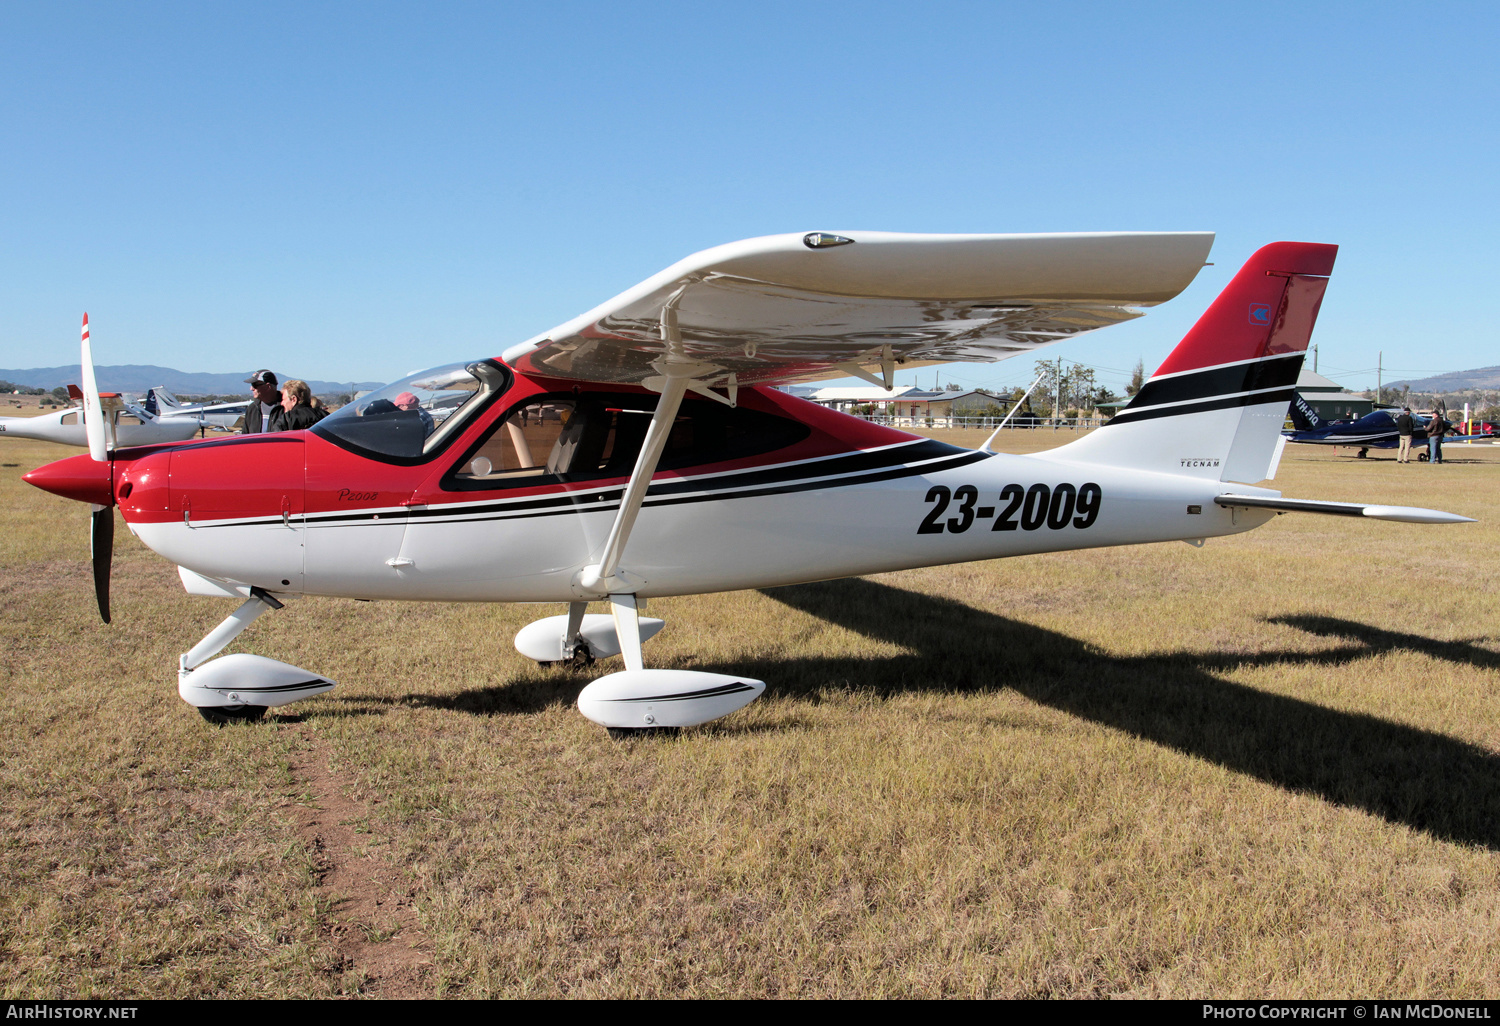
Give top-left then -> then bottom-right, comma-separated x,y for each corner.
1054,357 -> 1065,428
1377,351 -> 1383,405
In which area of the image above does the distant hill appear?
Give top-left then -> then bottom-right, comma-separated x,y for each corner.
1386,366 -> 1500,391
0,364 -> 384,396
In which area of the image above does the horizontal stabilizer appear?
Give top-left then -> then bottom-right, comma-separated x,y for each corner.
1215,494 -> 1474,524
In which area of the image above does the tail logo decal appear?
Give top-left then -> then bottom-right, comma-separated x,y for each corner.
1249,303 -> 1272,325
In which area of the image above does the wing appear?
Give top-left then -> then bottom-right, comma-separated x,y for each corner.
503,230 -> 1215,389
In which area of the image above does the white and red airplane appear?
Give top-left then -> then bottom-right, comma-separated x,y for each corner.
0,370 -> 201,450
23,231 -> 1473,733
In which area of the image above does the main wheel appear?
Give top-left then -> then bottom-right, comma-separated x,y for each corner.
198,704 -> 268,725
606,726 -> 681,740
568,640 -> 596,669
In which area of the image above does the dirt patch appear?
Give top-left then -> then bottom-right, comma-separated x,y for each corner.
287,729 -> 434,997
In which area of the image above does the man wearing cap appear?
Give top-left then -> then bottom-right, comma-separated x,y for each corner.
242,370 -> 283,434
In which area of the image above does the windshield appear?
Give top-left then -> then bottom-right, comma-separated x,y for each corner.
313,360 -> 509,461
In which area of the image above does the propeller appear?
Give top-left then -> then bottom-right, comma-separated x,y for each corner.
80,313 -> 115,623
80,313 -> 110,462
91,504 -> 113,624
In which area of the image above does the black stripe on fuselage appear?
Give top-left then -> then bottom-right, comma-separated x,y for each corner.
190,440 -> 990,530
309,438 -> 976,525
398,445 -> 990,526
1106,387 -> 1299,426
1108,354 -> 1304,422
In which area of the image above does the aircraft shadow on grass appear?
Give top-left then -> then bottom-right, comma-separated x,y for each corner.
386,577 -> 1500,850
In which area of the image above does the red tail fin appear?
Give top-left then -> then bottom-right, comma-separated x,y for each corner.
1049,241 -> 1339,485
1155,241 -> 1338,377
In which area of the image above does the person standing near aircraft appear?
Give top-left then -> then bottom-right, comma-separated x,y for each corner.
1427,408 -> 1445,464
241,370 -> 282,434
1396,407 -> 1415,463
275,379 -> 327,431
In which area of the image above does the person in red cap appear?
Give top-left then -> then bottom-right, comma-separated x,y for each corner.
395,391 -> 434,435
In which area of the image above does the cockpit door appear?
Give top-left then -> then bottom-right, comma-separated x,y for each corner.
302,436 -> 415,598
395,396 -> 606,602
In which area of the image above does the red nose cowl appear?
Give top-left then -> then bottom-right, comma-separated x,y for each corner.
23,453 -> 114,506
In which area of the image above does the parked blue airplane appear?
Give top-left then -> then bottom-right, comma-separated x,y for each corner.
1284,395 -> 1451,459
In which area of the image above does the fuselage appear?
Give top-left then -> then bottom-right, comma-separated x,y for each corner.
51,365 -> 1271,603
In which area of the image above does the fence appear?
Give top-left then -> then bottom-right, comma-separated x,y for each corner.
850,414 -> 1109,431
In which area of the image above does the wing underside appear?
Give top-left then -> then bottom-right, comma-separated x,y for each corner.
503,231 -> 1215,388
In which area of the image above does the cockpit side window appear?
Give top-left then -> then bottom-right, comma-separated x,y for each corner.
312,360 -> 510,465
454,399 -> 578,481
445,392 -> 809,491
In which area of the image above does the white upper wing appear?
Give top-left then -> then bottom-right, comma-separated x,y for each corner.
502,230 -> 1214,388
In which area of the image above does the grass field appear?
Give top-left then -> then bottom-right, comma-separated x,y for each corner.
2,424 -> 1498,998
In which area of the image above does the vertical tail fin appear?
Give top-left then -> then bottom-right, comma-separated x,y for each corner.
1046,241 -> 1337,484
1287,393 -> 1323,432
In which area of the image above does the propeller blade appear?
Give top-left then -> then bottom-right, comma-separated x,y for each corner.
90,504 -> 113,624
80,314 -> 110,463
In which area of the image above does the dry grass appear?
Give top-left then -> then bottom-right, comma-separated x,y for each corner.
1,429 -> 1498,998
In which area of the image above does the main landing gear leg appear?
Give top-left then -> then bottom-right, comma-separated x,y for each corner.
610,594 -> 645,672
602,593 -> 680,740
564,600 -> 594,668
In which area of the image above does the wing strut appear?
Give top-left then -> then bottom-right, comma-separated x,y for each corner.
579,370 -> 689,596
578,284 -> 718,598
575,287 -> 729,675
982,370 -> 1046,453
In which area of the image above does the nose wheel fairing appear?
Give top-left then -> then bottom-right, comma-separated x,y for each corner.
176,589 -> 335,716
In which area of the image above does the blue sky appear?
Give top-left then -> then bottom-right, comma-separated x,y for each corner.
2,2 -> 1495,394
